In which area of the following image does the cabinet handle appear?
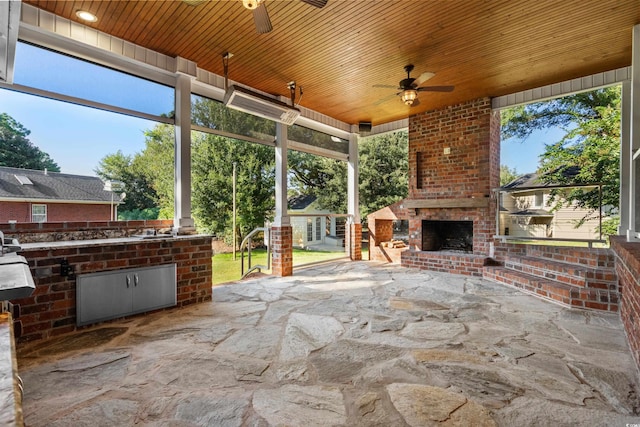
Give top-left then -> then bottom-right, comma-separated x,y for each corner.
134,274 -> 139,287
126,276 -> 130,288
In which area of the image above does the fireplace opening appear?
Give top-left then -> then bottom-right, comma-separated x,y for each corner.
422,220 -> 473,252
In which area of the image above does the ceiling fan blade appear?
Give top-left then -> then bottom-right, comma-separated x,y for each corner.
300,0 -> 328,8
417,85 -> 455,92
253,3 -> 273,34
415,71 -> 436,85
410,98 -> 421,107
372,84 -> 398,89
373,93 -> 399,106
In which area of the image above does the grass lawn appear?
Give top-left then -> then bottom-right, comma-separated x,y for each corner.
212,248 -> 367,285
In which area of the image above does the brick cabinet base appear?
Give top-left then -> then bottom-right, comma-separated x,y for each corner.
12,235 -> 212,343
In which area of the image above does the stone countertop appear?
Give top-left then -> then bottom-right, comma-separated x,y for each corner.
18,234 -> 211,251
0,313 -> 21,426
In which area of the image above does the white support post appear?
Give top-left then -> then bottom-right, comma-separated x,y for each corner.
347,132 -> 360,224
628,24 -> 640,241
620,80 -> 631,235
174,73 -> 195,232
273,122 -> 289,227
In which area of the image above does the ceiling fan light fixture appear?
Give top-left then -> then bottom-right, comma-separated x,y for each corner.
243,0 -> 263,10
401,89 -> 417,105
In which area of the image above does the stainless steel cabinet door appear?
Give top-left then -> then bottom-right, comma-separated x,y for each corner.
77,270 -> 133,326
77,264 -> 177,326
131,264 -> 177,313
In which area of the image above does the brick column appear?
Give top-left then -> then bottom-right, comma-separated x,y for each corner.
347,223 -> 362,261
271,226 -> 293,276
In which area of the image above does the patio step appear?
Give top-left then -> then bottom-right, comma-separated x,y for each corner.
484,266 -> 574,306
483,247 -> 619,312
502,255 -> 617,290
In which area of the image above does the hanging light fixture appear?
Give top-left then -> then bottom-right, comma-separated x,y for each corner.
401,89 -> 418,106
242,0 -> 264,9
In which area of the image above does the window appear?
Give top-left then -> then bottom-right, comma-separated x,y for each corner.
315,217 -> 321,240
15,42 -> 174,117
307,218 -> 313,242
534,191 -> 544,208
32,204 -> 47,223
289,124 -> 349,155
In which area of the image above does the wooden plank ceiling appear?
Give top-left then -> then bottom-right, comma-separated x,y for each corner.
22,0 -> 640,127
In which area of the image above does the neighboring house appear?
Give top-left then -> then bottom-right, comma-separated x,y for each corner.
0,166 -> 120,223
500,168 -> 604,240
287,195 -> 341,248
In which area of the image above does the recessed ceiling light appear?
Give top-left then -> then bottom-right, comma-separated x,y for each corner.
76,10 -> 98,22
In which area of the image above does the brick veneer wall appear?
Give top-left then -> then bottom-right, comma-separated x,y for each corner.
610,236 -> 640,370
12,235 -> 212,343
271,226 -> 293,276
347,223 -> 362,261
0,202 -> 112,223
367,200 -> 409,263
369,219 -> 393,262
402,97 -> 500,275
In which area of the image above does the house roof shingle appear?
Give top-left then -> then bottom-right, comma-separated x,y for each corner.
288,194 -> 316,211
501,166 -> 581,190
0,166 -> 116,203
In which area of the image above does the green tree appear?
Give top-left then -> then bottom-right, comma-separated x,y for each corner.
135,124 -> 176,219
288,150 -> 332,196
192,134 -> 274,240
95,150 -> 159,217
300,131 -> 409,221
501,86 -> 621,219
0,113 -> 60,171
500,165 -> 519,186
190,98 -> 276,242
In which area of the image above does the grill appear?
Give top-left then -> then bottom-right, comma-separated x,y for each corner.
0,231 -> 35,301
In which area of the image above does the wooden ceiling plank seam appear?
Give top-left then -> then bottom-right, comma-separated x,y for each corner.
169,4 -> 249,61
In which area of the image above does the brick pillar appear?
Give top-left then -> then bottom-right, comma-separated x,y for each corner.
271,226 -> 293,276
347,223 -> 362,261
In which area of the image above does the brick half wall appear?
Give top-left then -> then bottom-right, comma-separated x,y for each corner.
12,235 -> 212,343
610,236 -> 640,372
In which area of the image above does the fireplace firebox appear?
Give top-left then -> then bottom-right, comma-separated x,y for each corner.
422,220 -> 473,252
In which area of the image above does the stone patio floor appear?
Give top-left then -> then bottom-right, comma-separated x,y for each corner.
17,260 -> 640,426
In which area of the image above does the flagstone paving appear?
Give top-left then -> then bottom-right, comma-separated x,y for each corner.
17,260 -> 640,426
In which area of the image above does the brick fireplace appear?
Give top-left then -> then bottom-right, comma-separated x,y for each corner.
400,97 -> 500,276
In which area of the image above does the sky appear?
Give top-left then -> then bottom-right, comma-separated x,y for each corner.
0,86 -> 560,177
0,42 -> 171,176
1,41 -> 560,178
501,126 -> 566,175
0,89 -> 156,176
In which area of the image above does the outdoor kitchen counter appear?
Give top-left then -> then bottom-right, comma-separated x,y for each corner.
18,234 -> 208,250
12,234 -> 213,343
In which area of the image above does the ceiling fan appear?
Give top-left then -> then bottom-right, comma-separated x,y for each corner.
373,64 -> 454,106
183,0 -> 328,34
